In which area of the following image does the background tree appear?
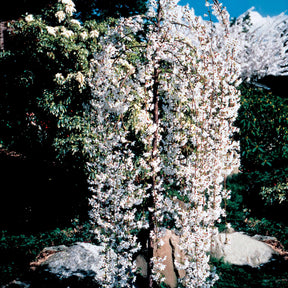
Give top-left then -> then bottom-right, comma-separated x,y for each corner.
232,82 -> 288,219
230,8 -> 288,81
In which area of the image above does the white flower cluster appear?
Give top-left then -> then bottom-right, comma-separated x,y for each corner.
87,0 -> 241,287
55,0 -> 76,22
43,0 -> 100,43
54,71 -> 85,88
25,14 -> 34,23
55,10 -> 66,23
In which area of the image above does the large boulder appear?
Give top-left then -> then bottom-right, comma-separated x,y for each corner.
30,235 -> 184,288
211,231 -> 278,267
30,242 -> 105,287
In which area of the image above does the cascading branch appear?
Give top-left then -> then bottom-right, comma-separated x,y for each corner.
86,0 -> 241,287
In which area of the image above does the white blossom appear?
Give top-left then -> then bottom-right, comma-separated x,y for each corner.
75,71 -> 85,87
25,14 -> 34,23
46,26 -> 58,37
65,3 -> 76,15
90,30 -> 99,38
80,31 -> 88,40
55,11 -> 66,23
55,73 -> 65,84
60,27 -> 74,38
59,0 -> 76,16
70,19 -> 81,27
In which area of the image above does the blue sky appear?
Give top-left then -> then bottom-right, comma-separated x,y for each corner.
178,0 -> 288,18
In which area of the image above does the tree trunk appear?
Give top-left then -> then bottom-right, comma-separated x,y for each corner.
147,66 -> 160,288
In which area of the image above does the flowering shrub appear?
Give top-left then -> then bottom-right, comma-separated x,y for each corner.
87,0 -> 241,286
0,0 -> 121,158
1,0 -> 101,158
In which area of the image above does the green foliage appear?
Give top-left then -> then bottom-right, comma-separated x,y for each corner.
235,83 -> 288,206
0,0 -> 144,160
237,83 -> 288,169
260,178 -> 288,205
212,257 -> 288,288
241,216 -> 288,249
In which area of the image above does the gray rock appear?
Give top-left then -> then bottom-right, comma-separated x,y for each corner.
35,242 -> 105,282
211,232 -> 278,267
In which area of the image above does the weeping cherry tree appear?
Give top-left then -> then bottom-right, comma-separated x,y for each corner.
86,0 -> 241,287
